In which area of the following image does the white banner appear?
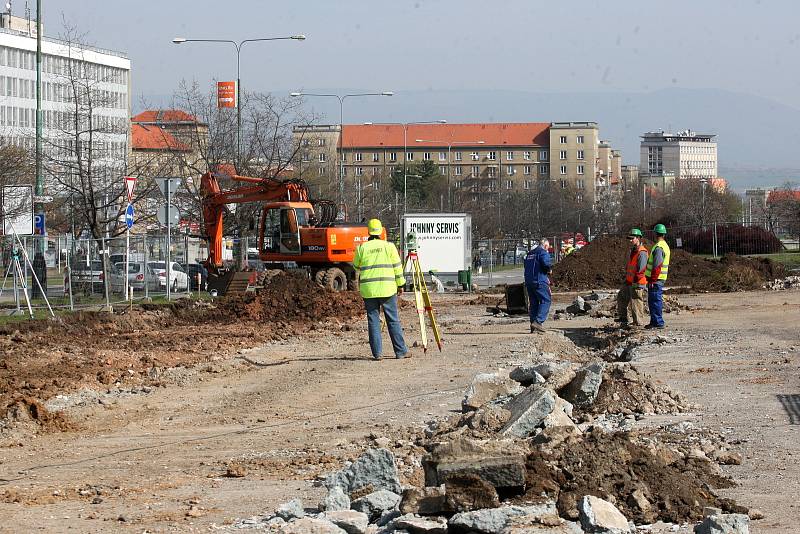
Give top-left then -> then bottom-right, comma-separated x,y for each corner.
2,185 -> 34,236
403,214 -> 470,273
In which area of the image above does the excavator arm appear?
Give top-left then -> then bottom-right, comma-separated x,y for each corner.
199,171 -> 310,270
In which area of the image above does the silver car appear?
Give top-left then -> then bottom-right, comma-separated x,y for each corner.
110,262 -> 158,293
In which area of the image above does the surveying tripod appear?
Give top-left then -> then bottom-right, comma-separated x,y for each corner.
0,229 -> 54,318
402,233 -> 443,353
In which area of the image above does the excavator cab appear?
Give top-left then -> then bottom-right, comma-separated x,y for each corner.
260,204 -> 314,256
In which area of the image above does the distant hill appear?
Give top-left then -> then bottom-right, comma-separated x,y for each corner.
136,87 -> 800,190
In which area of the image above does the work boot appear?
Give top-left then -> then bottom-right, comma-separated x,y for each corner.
645,324 -> 665,330
531,321 -> 546,333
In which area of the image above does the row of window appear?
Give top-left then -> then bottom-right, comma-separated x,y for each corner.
680,145 -> 715,154
0,46 -> 129,85
0,104 -> 127,131
0,75 -> 127,109
559,134 -> 585,144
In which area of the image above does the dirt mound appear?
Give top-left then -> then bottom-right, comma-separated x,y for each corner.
552,236 -> 785,292
589,364 -> 689,416
522,429 -> 738,524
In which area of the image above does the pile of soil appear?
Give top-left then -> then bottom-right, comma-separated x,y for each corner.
589,364 -> 689,416
522,429 -> 739,524
551,236 -> 785,292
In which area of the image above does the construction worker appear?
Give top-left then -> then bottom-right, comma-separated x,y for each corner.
523,238 -> 552,333
644,223 -> 671,329
617,228 -> 649,328
352,219 -> 409,360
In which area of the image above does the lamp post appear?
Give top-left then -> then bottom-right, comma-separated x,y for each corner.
700,177 -> 708,227
362,121 -> 447,214
172,34 -> 305,170
290,92 -> 393,218
415,139 -> 485,211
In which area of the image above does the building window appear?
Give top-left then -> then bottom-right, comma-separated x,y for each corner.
488,151 -> 497,161
355,152 -> 363,162
389,152 -> 397,162
576,179 -> 584,189
523,151 -> 531,160
577,164 -> 585,175
576,192 -> 583,202
318,166 -> 325,176
423,152 -> 431,161
355,167 -> 364,176
560,179 -> 567,188
505,180 -> 513,190
340,167 -> 347,177
471,165 -> 479,176
454,151 -> 462,161
506,151 -> 514,160
302,139 -> 310,147
560,165 -> 567,175
372,152 -> 380,162
454,180 -> 463,188
318,153 -> 326,162
406,152 -> 413,161
318,138 -> 325,147
506,165 -> 514,175
577,135 -> 584,143
524,180 -> 533,190
560,150 -> 567,160
439,152 -> 447,161
540,164 -> 548,175
488,180 -> 497,192
560,135 -> 567,143
372,167 -> 379,176
302,152 -> 310,162
454,166 -> 462,176
577,150 -> 584,160
439,165 -> 447,175
540,150 -> 548,161
471,152 -> 480,161
487,167 -> 497,178
523,165 -> 532,175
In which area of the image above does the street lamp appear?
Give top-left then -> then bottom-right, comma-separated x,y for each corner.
362,121 -> 447,214
172,34 -> 305,170
700,177 -> 708,227
290,92 -> 393,217
415,138 -> 485,211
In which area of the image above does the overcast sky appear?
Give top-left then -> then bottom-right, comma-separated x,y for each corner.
40,0 -> 800,111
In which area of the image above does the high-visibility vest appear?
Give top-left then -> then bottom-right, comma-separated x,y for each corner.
645,240 -> 671,282
625,245 -> 648,286
352,239 -> 405,298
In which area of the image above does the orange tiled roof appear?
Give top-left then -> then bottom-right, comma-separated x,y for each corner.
341,123 -> 551,148
131,124 -> 191,151
132,109 -> 200,123
768,189 -> 800,203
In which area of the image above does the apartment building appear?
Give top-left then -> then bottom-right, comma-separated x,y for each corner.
130,110 -> 208,178
639,130 -> 717,192
293,122 -> 618,204
0,14 -> 131,184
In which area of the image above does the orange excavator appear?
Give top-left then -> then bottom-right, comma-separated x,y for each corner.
200,170 -> 379,293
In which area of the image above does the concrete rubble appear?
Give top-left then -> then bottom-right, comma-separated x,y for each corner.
560,362 -> 605,408
462,372 -> 523,411
694,513 -> 750,534
326,447 -> 403,495
578,495 -> 633,533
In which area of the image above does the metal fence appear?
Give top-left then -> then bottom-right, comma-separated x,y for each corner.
0,233 -> 210,314
647,222 -> 797,257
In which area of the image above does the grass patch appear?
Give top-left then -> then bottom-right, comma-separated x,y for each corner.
746,251 -> 800,270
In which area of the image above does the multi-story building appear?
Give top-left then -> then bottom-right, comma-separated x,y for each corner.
293,122 -> 618,205
0,14 -> 130,187
597,140 -> 622,194
130,110 -> 208,178
621,165 -> 639,192
639,130 -> 717,192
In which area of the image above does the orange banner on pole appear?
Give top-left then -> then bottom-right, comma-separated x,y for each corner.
217,81 -> 236,108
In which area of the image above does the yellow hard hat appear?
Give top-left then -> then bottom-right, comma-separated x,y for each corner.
367,218 -> 383,236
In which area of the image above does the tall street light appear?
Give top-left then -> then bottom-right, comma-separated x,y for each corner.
172,34 -> 306,170
700,177 -> 708,227
362,121 -> 447,214
415,139 -> 485,211
290,92 -> 393,218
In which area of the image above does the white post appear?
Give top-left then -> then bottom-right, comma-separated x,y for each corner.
166,180 -> 172,301
125,223 -> 130,301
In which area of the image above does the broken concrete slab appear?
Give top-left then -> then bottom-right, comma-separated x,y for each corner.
500,385 -> 556,437
423,437 -> 528,490
578,495 -> 632,533
282,517 -> 348,534
448,504 -> 559,534
560,361 -> 606,408
321,486 -> 351,512
276,498 -> 306,521
320,510 -> 369,534
462,372 -> 522,411
350,489 -> 401,520
694,513 -> 750,534
542,396 -> 578,431
399,485 -> 448,515
444,474 -> 500,512
509,365 -> 547,386
325,448 -> 401,496
392,514 -> 449,533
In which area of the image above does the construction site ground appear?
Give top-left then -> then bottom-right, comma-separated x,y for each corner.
0,287 -> 798,533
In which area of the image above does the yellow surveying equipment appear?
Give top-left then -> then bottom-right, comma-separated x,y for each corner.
402,232 -> 443,353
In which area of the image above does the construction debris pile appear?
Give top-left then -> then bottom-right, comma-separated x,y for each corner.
551,236 -> 785,292
232,337 -> 754,534
553,291 -> 698,321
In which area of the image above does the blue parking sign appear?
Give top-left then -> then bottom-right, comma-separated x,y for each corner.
125,204 -> 135,229
34,213 -> 46,235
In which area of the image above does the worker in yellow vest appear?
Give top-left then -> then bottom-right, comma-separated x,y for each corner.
644,224 -> 671,329
352,219 -> 410,360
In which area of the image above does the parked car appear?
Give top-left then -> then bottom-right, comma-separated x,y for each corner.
109,262 -> 158,294
147,261 -> 189,291
65,260 -> 106,293
181,263 -> 208,291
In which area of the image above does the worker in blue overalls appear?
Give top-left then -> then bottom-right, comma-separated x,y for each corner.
524,238 -> 552,334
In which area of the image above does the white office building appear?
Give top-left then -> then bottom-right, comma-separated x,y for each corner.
0,14 -> 131,183
640,130 -> 717,186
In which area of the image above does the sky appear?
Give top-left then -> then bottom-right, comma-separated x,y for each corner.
38,0 -> 798,109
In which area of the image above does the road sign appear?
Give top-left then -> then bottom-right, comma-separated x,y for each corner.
125,204 -> 135,229
157,203 -> 180,227
34,213 -> 46,235
217,81 -> 236,108
124,176 -> 137,203
154,177 -> 182,199
33,195 -> 54,203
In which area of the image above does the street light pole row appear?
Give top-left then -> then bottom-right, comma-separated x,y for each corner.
290,92 -> 393,218
172,34 -> 306,171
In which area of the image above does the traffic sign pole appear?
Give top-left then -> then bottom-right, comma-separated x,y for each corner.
124,204 -> 135,301
166,180 -> 171,301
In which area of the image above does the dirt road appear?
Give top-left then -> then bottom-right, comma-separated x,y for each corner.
0,289 -> 798,532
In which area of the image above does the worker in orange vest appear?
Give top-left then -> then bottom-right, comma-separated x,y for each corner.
617,228 -> 649,328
